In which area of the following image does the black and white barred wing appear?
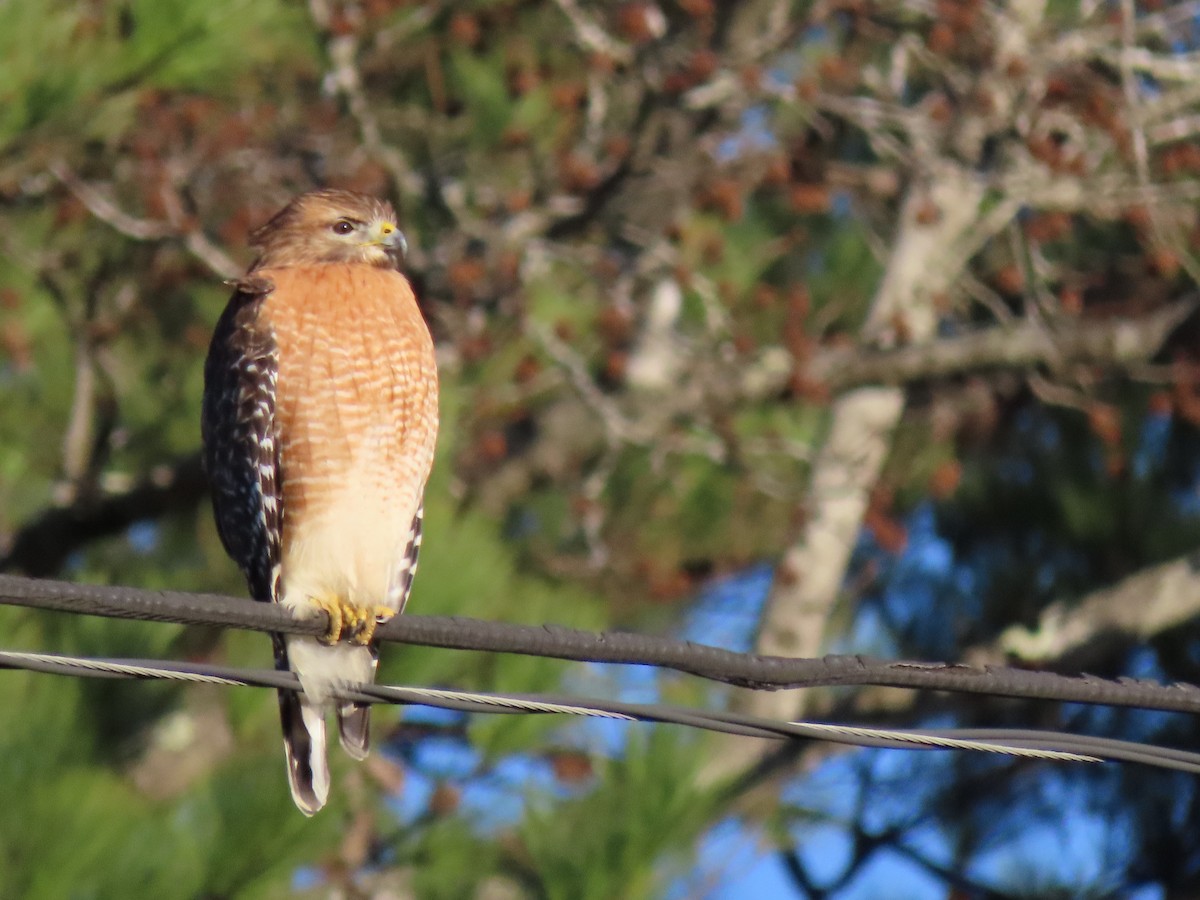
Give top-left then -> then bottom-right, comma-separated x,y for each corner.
201,278 -> 283,605
388,501 -> 424,615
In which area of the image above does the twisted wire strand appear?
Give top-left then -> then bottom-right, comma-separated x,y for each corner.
6,649 -> 1200,773
3,574 -> 1200,715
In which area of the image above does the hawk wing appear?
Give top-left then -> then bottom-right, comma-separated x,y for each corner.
390,501 -> 424,615
201,276 -> 283,605
202,278 -> 327,812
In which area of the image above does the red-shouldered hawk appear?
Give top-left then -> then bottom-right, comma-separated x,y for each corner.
202,189 -> 438,815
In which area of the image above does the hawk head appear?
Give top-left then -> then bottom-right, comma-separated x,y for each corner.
249,189 -> 408,269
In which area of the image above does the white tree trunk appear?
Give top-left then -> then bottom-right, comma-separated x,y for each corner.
745,165 -> 986,727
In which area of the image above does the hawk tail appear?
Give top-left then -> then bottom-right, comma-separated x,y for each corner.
336,701 -> 372,759
335,641 -> 378,759
275,635 -> 378,813
278,689 -> 330,816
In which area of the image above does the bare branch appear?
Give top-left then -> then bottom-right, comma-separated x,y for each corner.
969,553 -> 1200,671
0,454 -> 206,577
51,163 -> 239,279
532,322 -> 636,446
50,162 -> 173,241
307,0 -> 422,200
550,0 -> 633,65
802,298 -> 1197,393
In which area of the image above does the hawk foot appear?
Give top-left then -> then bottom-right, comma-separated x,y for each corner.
310,595 -> 350,644
310,597 -> 394,645
351,606 -> 396,646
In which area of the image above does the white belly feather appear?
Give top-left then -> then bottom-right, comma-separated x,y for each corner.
278,453 -> 422,705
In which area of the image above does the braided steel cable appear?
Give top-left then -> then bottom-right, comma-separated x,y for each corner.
3,574 -> 1200,715
4,649 -> 1200,774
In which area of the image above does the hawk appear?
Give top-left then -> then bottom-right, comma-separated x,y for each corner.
202,189 -> 438,815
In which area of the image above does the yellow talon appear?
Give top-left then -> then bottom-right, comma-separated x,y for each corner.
353,617 -> 376,646
311,595 -> 345,644
351,606 -> 396,646
311,598 -> 394,645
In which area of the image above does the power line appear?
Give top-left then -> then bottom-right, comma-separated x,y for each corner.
6,648 -> 1200,773
3,573 -> 1200,715
4,574 -> 1200,773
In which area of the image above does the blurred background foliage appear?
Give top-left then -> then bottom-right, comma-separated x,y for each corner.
4,0 -> 1200,897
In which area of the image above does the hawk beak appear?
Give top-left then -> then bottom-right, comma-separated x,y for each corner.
372,222 -> 408,259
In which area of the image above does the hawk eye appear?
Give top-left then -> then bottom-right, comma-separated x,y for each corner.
331,220 -> 355,235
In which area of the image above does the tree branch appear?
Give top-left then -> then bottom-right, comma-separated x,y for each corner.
51,163 -> 239,279
0,454 -> 206,577
806,297 -> 1196,393
969,551 -> 1200,672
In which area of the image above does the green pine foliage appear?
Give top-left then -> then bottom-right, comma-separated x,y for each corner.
5,0 -> 1200,895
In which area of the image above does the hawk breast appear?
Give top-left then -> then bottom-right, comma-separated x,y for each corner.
258,263 -> 438,611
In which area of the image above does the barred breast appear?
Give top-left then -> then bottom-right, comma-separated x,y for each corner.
258,263 -> 438,615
